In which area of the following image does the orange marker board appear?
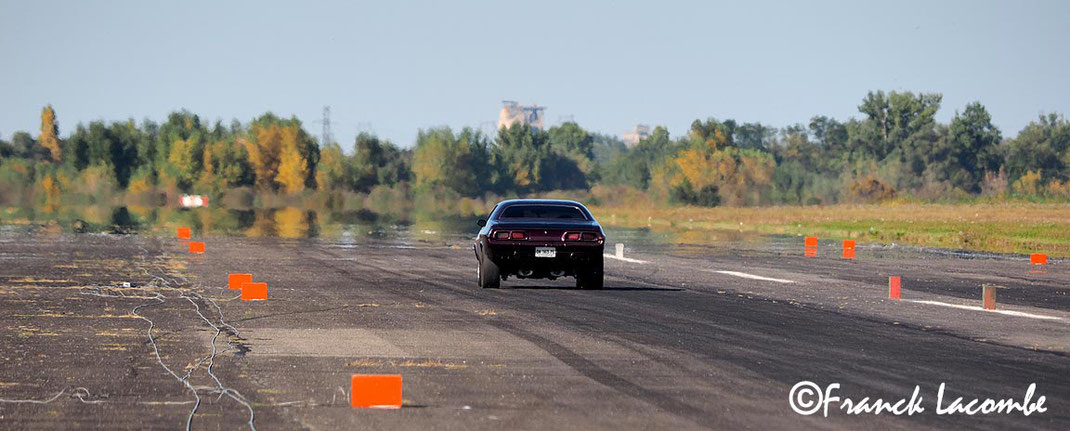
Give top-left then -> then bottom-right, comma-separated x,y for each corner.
177,227 -> 191,239
842,240 -> 856,259
189,241 -> 205,254
241,282 -> 267,300
983,285 -> 997,310
804,236 -> 818,247
351,375 -> 402,409
228,273 -> 253,290
889,276 -> 901,299
1030,253 -> 1047,265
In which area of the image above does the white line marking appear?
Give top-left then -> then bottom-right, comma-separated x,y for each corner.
904,299 -> 1064,321
604,253 -> 647,264
712,270 -> 795,284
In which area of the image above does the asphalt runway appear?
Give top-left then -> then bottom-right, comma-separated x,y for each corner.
1,231 -> 1068,429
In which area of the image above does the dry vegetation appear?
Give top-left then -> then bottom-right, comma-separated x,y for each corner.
589,202 -> 1070,257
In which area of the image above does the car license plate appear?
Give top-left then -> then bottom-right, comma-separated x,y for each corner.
535,247 -> 556,258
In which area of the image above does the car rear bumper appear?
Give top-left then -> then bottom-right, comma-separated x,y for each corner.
482,242 -> 603,278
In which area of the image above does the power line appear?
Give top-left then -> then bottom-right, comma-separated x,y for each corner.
321,106 -> 332,146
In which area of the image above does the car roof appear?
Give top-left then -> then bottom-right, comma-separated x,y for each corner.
489,199 -> 598,223
494,199 -> 586,207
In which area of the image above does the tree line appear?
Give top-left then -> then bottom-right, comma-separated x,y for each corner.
2,90 -> 1069,209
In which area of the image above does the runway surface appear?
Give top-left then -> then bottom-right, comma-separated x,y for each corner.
1,230 -> 1067,429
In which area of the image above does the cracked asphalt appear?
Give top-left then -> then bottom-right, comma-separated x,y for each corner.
1,230 -> 1068,430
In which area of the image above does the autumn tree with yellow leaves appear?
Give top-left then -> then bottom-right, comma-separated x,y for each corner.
243,124 -> 282,190
242,114 -> 317,193
167,136 -> 202,188
4,90 -> 1070,208
315,143 -> 346,191
651,121 -> 775,206
276,126 -> 310,194
39,105 -> 62,162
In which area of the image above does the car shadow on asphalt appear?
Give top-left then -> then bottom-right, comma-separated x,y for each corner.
508,285 -> 683,292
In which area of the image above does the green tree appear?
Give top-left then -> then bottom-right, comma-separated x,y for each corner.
735,122 -> 776,150
1004,113 -> 1070,184
10,131 -> 49,161
854,90 -> 942,162
167,136 -> 203,189
548,122 -> 594,159
932,102 -> 1003,192
493,123 -> 549,193
107,121 -> 146,188
545,122 -> 595,189
315,143 -> 347,191
413,127 -> 490,196
808,115 -> 848,172
351,132 -> 409,192
62,121 -> 142,187
155,111 -> 205,170
591,133 -> 627,164
600,126 -> 678,189
0,135 -> 13,159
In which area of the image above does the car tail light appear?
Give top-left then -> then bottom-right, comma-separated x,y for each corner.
563,231 -> 600,241
493,231 -> 510,240
510,231 -> 527,240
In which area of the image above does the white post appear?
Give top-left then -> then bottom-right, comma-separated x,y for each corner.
615,243 -> 624,259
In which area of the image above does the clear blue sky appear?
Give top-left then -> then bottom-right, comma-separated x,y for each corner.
2,0 -> 1068,148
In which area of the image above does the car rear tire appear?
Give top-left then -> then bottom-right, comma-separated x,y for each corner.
479,254 -> 501,289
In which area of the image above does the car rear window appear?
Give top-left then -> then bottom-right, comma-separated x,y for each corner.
499,205 -> 588,220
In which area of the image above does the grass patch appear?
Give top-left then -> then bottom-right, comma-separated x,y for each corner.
398,359 -> 468,370
589,203 -> 1070,257
345,359 -> 384,367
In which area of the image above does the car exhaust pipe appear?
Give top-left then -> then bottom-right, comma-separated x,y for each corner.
549,270 -> 565,278
518,268 -> 534,277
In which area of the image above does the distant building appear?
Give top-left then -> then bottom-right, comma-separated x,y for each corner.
498,100 -> 546,131
621,124 -> 651,146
